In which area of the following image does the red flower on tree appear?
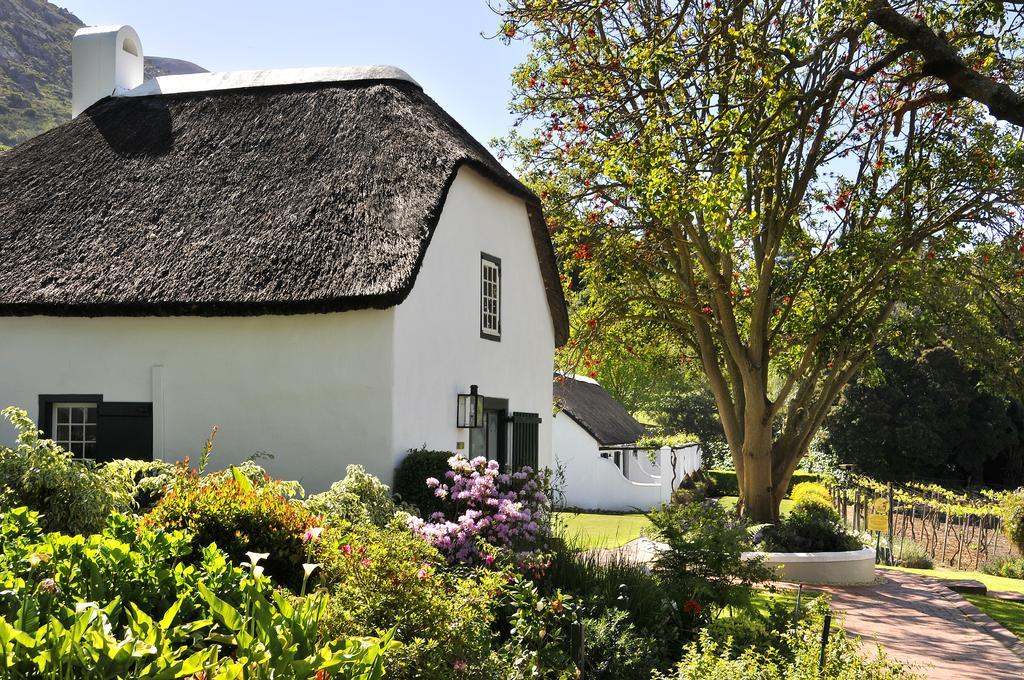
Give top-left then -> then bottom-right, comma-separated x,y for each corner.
683,599 -> 703,616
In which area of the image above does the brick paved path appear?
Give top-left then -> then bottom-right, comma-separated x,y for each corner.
817,570 -> 1024,679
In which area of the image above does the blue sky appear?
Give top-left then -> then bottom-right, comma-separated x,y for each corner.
58,1 -> 528,148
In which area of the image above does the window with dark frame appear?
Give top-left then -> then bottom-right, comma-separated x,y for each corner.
480,253 -> 501,340
52,402 -> 98,459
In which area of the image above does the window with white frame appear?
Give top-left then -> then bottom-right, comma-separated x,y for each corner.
52,403 -> 97,459
480,254 -> 501,340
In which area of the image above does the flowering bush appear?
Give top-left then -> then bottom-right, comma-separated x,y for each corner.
306,464 -> 399,527
406,455 -> 551,565
142,463 -> 320,588
311,522 -> 500,679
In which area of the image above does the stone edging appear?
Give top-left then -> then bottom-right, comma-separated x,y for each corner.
914,574 -> 1024,662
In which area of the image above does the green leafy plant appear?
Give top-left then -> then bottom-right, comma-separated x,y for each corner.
756,505 -> 863,553
306,464 -> 399,527
495,575 -> 579,679
648,501 -> 772,619
895,539 -> 935,570
704,470 -> 821,499
982,556 -> 1024,580
100,458 -> 176,513
142,463 -> 319,588
0,408 -> 130,534
581,609 -> 663,679
312,522 -> 499,679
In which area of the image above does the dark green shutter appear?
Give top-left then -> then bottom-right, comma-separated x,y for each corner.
96,402 -> 153,463
510,412 -> 541,470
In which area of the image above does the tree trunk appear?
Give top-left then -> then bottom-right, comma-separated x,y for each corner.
736,422 -> 779,524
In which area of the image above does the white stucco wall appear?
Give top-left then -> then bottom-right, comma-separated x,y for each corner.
391,166 -> 556,469
0,313 -> 395,492
553,413 -> 663,511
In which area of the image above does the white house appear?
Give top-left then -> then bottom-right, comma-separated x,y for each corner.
0,26 -> 568,491
553,374 -> 701,511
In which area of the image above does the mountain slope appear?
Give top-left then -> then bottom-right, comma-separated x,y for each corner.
0,0 -> 204,146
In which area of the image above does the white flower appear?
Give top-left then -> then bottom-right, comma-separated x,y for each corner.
245,551 -> 270,566
302,563 -> 320,578
253,565 -> 265,577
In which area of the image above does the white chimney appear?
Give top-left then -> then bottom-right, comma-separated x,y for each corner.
72,25 -> 145,118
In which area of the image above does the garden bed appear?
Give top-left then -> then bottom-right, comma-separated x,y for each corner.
743,546 -> 877,585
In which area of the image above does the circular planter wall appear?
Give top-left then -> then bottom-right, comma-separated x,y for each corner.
742,546 -> 876,585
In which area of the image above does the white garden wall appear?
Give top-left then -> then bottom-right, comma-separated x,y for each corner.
391,166 -> 556,469
0,312 -> 396,492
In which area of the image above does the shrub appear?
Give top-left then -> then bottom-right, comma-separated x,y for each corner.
982,556 -> 1024,580
100,458 -> 176,513
406,455 -> 551,565
494,575 -> 579,679
895,539 -> 934,569
791,481 -> 834,511
704,469 -> 821,498
312,522 -> 499,679
582,609 -> 664,679
648,501 -> 773,618
0,407 -> 129,534
394,448 -> 453,517
756,505 -> 863,553
654,598 -> 919,679
0,508 -> 397,678
142,463 -> 320,588
306,464 -> 399,527
1002,489 -> 1024,553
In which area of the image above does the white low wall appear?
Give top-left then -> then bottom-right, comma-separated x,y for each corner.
554,413 -> 703,511
743,547 -> 876,585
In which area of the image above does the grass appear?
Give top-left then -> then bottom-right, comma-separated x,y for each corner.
879,565 -> 1024,596
554,511 -> 652,549
964,595 -> 1024,641
555,496 -> 797,549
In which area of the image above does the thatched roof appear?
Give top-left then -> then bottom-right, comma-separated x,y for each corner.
554,375 -> 646,446
0,76 -> 568,345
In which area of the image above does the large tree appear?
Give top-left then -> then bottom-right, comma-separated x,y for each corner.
494,0 -> 1024,520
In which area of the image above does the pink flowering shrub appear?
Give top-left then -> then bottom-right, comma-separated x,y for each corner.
406,455 -> 551,565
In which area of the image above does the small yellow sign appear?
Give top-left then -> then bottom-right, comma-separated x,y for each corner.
867,498 -> 889,532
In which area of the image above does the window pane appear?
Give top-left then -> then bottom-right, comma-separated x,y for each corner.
85,407 -> 97,424
83,425 -> 96,443
82,442 -> 96,459
56,407 -> 70,425
56,425 -> 70,442
71,407 -> 84,424
71,425 -> 84,442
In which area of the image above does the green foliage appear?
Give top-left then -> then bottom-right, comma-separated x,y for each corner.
705,469 -> 821,498
0,507 -> 396,678
647,501 -> 773,617
1002,489 -> 1024,553
756,506 -> 863,553
393,448 -> 452,518
790,482 -> 833,511
313,522 -> 498,679
654,599 -> 918,679
142,463 -> 319,588
636,432 -> 700,449
982,556 -> 1024,580
495,575 -> 579,679
100,458 -> 176,513
306,464 -> 399,527
581,609 -> 663,679
0,407 -> 129,535
825,347 -> 1024,487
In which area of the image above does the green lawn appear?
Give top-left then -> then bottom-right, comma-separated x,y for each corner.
964,595 -> 1024,641
554,511 -> 652,549
879,565 -> 1024,596
555,496 -> 797,550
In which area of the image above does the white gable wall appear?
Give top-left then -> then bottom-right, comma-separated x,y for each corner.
391,166 -> 556,469
0,312 -> 396,491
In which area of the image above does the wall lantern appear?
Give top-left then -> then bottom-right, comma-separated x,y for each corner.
457,385 -> 485,428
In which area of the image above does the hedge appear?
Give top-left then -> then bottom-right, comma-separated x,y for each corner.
393,448 -> 453,518
705,469 -> 822,498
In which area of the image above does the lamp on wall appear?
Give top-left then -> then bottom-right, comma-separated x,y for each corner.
457,385 -> 485,428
